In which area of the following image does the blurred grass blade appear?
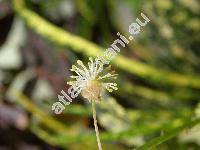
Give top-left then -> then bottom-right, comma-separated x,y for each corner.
137,118 -> 200,150
14,92 -> 71,134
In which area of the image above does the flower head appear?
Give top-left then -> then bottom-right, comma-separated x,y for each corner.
67,57 -> 118,102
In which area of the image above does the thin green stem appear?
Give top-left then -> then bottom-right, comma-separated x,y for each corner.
14,92 -> 70,134
137,118 -> 200,150
92,100 -> 102,150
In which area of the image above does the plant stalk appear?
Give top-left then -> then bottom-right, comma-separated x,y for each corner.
92,100 -> 102,150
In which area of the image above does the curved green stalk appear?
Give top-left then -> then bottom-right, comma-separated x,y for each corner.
12,0 -> 200,89
30,125 -> 68,149
14,91 -> 196,148
137,118 -> 200,150
30,115 -> 198,144
14,92 -> 71,134
120,81 -> 200,103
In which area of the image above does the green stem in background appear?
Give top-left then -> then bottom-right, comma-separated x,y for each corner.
16,93 -> 197,149
14,92 -> 195,148
137,118 -> 200,150
13,0 -> 200,89
12,0 -> 198,101
92,100 -> 102,150
31,115 -> 199,146
120,81 -> 200,103
107,0 -> 154,62
15,92 -> 71,134
30,125 -> 68,149
76,0 -> 95,22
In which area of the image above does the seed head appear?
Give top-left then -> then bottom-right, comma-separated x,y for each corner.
67,57 -> 118,102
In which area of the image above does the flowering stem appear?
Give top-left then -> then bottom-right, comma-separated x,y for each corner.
92,100 -> 102,150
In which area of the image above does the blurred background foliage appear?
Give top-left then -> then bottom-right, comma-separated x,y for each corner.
0,0 -> 200,149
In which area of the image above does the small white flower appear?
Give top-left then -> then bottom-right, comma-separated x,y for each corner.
67,57 -> 118,101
